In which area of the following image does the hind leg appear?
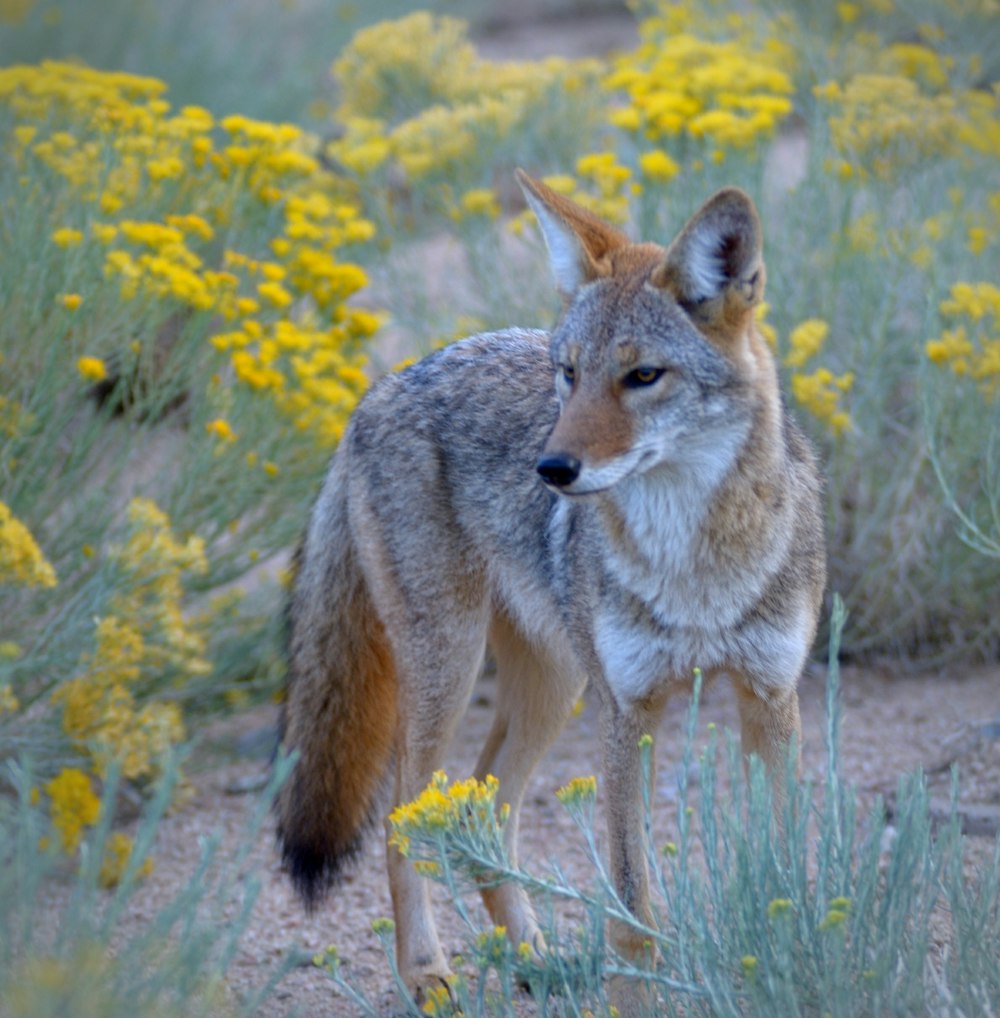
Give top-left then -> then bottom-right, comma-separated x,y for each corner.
473,612 -> 586,951
347,472 -> 491,998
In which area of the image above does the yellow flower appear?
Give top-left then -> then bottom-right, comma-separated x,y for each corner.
421,984 -> 455,1017
785,319 -> 829,368
51,227 -> 83,247
821,907 -> 849,931
555,775 -> 597,806
605,26 -> 793,152
638,148 -> 680,181
206,417 -> 237,442
792,368 -> 854,435
941,281 -> 1000,322
540,174 -> 577,195
45,767 -> 101,854
59,293 -> 83,310
475,925 -> 510,967
257,281 -> 294,308
928,281 -> 1000,394
459,188 -> 500,219
609,105 -> 642,131
76,356 -> 107,382
968,226 -> 988,255
767,897 -> 793,919
388,771 -> 501,853
0,501 -> 57,588
119,219 -> 184,250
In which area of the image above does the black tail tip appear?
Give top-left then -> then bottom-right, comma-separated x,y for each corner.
278,832 -> 363,913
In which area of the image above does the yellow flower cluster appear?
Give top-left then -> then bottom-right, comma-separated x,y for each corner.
555,775 -> 598,807
781,319 -> 853,436
785,319 -> 830,368
328,12 -> 602,207
0,500 -> 57,588
2,61 -> 379,446
76,356 -> 107,382
39,767 -> 152,882
820,896 -> 852,931
816,70 -> 999,180
792,368 -> 854,437
606,9 -> 794,156
331,11 -> 477,123
926,281 -> 1000,397
44,767 -> 101,853
388,770 -> 503,855
574,152 -> 634,225
421,983 -> 458,1018
54,499 -> 204,781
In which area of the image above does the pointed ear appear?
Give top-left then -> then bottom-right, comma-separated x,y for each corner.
516,168 -> 631,298
651,188 -> 765,336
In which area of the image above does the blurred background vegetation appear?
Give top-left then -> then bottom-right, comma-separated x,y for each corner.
0,0 -> 617,122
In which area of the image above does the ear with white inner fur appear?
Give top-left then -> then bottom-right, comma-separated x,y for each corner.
651,187 -> 764,317
516,168 -> 630,298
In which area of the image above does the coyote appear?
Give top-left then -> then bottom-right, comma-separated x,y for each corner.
276,171 -> 825,1014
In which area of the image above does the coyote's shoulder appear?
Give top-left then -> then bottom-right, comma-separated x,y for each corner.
277,172 -> 825,1016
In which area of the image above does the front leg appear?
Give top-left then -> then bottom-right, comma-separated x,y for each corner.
600,689 -> 669,1017
733,675 -> 802,824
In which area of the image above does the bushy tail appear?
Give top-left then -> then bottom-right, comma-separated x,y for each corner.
275,461 -> 397,909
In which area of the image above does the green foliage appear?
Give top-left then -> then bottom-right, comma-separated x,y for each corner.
0,0 -> 458,123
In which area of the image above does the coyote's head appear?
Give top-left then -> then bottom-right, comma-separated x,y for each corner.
518,170 -> 772,497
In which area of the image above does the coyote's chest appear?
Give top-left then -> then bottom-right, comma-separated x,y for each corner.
584,471 -> 781,704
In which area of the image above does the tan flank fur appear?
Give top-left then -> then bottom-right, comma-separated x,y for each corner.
275,171 -> 826,1015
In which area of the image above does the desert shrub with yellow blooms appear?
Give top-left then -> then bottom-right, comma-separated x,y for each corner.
0,61 -> 380,860
326,11 -> 606,222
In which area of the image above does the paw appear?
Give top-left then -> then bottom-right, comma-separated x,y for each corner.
400,959 -> 455,1012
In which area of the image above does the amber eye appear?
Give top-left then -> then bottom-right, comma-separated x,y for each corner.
561,364 -> 576,385
625,367 -> 664,388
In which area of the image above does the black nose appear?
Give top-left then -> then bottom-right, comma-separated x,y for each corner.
537,453 -> 581,488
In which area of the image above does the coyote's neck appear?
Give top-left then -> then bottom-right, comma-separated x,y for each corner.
596,402 -> 787,628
